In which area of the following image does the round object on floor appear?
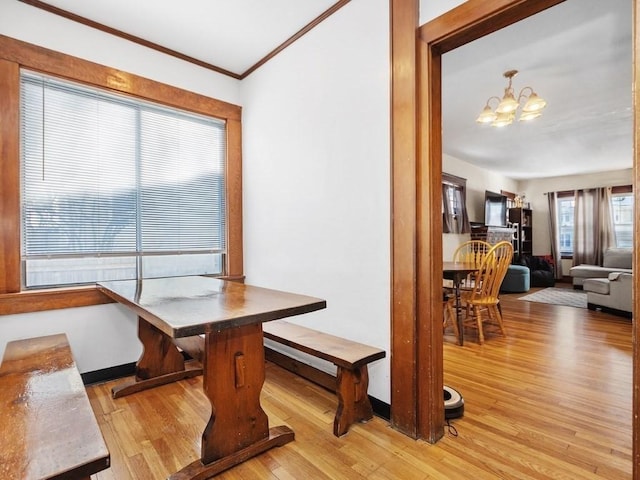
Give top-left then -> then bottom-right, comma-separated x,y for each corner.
444,385 -> 464,419
501,264 -> 530,293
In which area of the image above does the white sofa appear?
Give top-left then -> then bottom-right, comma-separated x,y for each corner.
569,248 -> 632,288
583,272 -> 632,318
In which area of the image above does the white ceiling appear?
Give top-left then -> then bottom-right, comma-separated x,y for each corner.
441,0 -> 633,179
35,0 -> 633,180
41,0 -> 338,75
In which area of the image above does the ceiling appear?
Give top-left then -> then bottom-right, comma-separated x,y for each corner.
25,0 -> 633,180
28,0 -> 342,77
441,0 -> 633,179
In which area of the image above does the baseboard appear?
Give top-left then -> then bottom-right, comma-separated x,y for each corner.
80,356 -> 393,422
81,362 -> 136,385
264,346 -> 390,421
370,396 -> 390,421
587,303 -> 632,319
82,350 -> 196,386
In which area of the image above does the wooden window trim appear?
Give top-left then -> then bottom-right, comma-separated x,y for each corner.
556,185 -> 632,198
556,190 -> 574,198
613,184 -> 633,194
0,34 -> 243,314
441,172 -> 465,187
442,173 -> 467,201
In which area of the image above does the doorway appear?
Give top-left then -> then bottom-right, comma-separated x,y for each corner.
390,0 -> 639,477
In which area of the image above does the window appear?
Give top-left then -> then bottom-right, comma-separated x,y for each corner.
0,35 -> 241,314
555,187 -> 633,256
611,192 -> 633,248
442,173 -> 470,234
557,196 -> 575,256
21,71 -> 226,288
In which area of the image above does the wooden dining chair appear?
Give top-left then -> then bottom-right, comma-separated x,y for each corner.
444,240 -> 492,333
459,241 -> 514,344
453,240 -> 492,268
452,240 -> 491,289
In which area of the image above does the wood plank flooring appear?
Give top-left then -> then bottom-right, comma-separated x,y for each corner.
87,286 -> 632,479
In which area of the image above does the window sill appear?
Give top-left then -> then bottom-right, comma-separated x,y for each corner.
0,286 -> 113,315
0,275 -> 246,316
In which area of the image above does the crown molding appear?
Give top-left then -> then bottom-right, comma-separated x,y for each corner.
18,0 -> 351,80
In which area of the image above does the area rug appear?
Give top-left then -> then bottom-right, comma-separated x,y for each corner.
518,287 -> 587,309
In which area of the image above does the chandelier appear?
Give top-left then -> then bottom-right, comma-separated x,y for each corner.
476,70 -> 547,127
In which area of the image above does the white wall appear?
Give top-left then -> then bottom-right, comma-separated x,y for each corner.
442,154 -> 519,259
0,0 -> 241,371
0,0 -> 241,105
0,0 -> 395,402
420,0 -> 467,24
0,304 -> 141,373
0,0 -> 478,403
241,0 -> 391,401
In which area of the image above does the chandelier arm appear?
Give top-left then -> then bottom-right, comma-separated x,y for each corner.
517,86 -> 535,102
485,95 -> 502,108
477,70 -> 544,126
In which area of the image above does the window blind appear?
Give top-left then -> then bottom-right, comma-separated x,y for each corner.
20,71 -> 227,287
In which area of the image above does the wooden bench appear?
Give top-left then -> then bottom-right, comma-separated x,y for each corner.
0,333 -> 110,479
263,320 -> 386,437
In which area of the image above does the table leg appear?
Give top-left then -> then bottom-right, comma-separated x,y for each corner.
455,281 -> 464,346
170,323 -> 294,479
112,317 -> 202,398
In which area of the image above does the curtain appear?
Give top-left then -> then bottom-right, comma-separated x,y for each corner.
546,192 -> 563,279
442,183 -> 456,233
573,187 -> 614,266
442,174 -> 470,234
601,187 -> 615,252
454,186 -> 471,234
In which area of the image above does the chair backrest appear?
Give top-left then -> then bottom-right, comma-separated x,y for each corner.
469,241 -> 514,304
453,240 -> 492,267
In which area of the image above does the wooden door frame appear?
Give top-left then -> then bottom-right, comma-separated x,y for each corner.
391,2 -> 640,475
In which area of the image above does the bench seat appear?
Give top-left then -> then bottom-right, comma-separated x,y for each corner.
0,334 -> 110,480
263,320 -> 385,437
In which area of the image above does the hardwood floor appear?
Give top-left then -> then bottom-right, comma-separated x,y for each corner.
87,287 -> 632,479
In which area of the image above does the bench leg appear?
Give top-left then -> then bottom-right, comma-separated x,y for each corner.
334,365 -> 373,437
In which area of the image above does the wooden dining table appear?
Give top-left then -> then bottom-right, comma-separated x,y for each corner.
443,261 -> 478,346
97,275 -> 326,480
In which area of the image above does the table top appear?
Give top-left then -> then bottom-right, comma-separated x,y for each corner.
443,261 -> 478,273
443,261 -> 479,284
98,276 -> 327,338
